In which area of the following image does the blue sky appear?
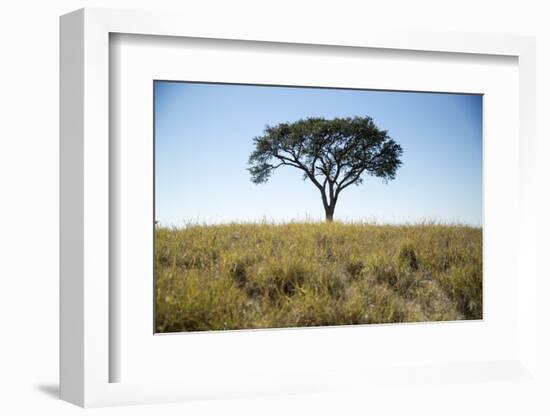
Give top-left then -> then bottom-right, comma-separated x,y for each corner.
154,81 -> 482,226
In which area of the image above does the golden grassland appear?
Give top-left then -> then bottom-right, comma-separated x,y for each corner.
155,221 -> 482,332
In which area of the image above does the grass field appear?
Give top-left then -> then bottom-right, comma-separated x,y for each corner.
155,222 -> 482,333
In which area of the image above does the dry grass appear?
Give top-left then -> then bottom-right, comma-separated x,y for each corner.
155,221 -> 482,332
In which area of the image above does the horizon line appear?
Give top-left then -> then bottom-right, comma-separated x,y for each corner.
155,217 -> 483,229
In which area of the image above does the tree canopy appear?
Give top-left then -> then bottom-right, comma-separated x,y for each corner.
248,116 -> 403,221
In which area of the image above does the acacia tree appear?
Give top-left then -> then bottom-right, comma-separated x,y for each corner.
248,116 -> 403,221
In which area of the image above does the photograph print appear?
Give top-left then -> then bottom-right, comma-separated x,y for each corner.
154,81 -> 482,333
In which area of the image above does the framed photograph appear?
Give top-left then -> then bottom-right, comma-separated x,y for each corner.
60,8 -> 538,408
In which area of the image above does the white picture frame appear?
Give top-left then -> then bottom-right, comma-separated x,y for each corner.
60,7 -> 538,408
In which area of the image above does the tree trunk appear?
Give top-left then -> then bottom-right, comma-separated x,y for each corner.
321,190 -> 336,222
325,206 -> 335,222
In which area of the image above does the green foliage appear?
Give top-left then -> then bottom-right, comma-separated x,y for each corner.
155,222 -> 482,332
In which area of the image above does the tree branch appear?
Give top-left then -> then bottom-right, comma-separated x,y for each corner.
335,169 -> 365,196
272,154 -> 302,169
